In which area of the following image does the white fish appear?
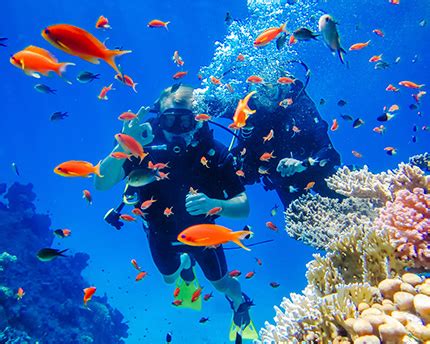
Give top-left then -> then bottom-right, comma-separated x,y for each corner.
318,14 -> 346,64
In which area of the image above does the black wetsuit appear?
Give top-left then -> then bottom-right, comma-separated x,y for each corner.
123,122 -> 245,281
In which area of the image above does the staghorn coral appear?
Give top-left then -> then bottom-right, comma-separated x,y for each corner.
326,163 -> 429,205
409,152 -> 430,172
375,188 -> 430,271
285,194 -> 378,250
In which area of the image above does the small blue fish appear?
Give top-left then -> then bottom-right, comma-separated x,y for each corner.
0,37 -> 7,47
166,332 -> 172,343
34,84 -> 56,94
77,71 -> 100,84
11,162 -> 19,176
50,112 -> 69,121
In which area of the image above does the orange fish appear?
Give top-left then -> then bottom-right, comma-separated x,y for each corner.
304,181 -> 315,190
245,271 -> 255,279
132,208 -> 147,218
172,299 -> 183,306
388,104 -> 399,112
17,287 -> 25,300
254,22 -> 288,47
246,75 -> 264,84
197,74 -> 203,80
135,271 -> 148,281
352,150 -> 363,158
369,54 -> 383,62
265,221 -> 278,231
178,224 -> 253,251
277,77 -> 295,84
229,91 -> 256,129
203,292 -> 213,301
131,259 -> 142,271
82,189 -> 92,204
292,126 -> 301,134
173,287 -> 180,297
237,53 -> 245,61
263,129 -> 274,143
229,270 -> 241,277
289,35 -> 297,45
372,29 -> 384,37
54,160 -> 102,178
210,76 -> 222,85
148,161 -> 170,170
260,151 -> 276,162
98,83 -> 114,100
141,196 -> 157,210
111,151 -> 132,160
398,81 -> 425,89
164,207 -> 174,217
386,84 -> 399,92
115,74 -> 138,93
373,125 -> 386,134
115,133 -> 148,162
331,118 -> 339,131
173,71 -> 188,79
10,46 -> 75,79
42,24 -> 131,74
54,228 -> 72,238
148,19 -> 170,30
384,146 -> 397,155
172,50 -> 184,66
156,171 -> 170,181
349,40 -> 371,51
120,214 -> 136,222
236,170 -> 245,177
189,187 -> 199,195
83,286 -> 96,306
200,156 -> 210,168
95,15 -> 111,29
118,111 -> 138,121
389,0 -> 400,4
191,288 -> 202,302
206,207 -> 222,217
195,114 -> 212,122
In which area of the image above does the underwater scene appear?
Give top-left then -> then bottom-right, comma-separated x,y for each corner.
1,0 -> 429,343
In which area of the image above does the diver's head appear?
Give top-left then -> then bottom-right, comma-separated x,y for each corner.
154,85 -> 202,145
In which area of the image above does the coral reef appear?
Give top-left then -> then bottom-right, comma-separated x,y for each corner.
0,182 -> 128,344
409,152 -> 430,172
284,194 -> 377,250
325,163 -> 429,205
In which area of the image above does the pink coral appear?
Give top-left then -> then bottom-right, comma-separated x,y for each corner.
376,188 -> 430,270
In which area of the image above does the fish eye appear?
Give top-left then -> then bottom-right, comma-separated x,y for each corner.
44,29 -> 50,35
325,17 -> 329,22
57,167 -> 62,171
181,234 -> 186,239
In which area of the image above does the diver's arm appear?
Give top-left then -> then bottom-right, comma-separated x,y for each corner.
94,145 -> 126,191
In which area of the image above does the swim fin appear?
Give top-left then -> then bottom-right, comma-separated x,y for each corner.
229,319 -> 258,341
173,270 -> 202,311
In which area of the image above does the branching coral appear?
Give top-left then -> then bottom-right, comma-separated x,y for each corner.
285,194 -> 377,250
325,163 -> 429,205
409,152 -> 430,172
375,188 -> 430,270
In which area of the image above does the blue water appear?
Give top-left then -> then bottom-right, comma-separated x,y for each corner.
1,0 -> 429,343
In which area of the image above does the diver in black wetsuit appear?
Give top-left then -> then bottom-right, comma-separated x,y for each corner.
95,85 -> 257,341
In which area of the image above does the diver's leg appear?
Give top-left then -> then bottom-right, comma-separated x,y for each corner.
162,253 -> 192,284
211,273 -> 243,310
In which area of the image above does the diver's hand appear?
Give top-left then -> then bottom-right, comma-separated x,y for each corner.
276,158 -> 307,177
185,192 -> 220,216
121,106 -> 154,146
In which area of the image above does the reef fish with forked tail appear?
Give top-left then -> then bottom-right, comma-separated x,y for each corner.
318,14 -> 346,64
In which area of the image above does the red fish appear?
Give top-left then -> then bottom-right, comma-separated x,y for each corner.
173,71 -> 188,79
191,288 -> 202,302
120,214 -> 136,222
229,91 -> 256,129
141,196 -> 157,210
203,292 -> 213,301
42,24 -> 130,74
98,83 -> 114,100
229,270 -> 241,277
172,299 -> 183,306
210,76 -> 221,85
135,271 -> 148,281
172,50 -> 184,66
95,15 -> 111,30
131,259 -> 141,271
237,54 -> 245,61
83,286 -> 96,306
372,29 -> 384,37
369,54 -> 383,62
206,207 -> 222,217
331,119 -> 339,131
349,40 -> 371,51
54,160 -> 102,178
398,81 -> 425,89
304,181 -> 315,190
148,19 -> 170,30
132,208 -> 147,218
260,151 -> 276,161
236,170 -> 245,177
173,287 -> 180,298
246,75 -> 264,84
115,133 -> 148,162
352,150 -> 363,158
17,287 -> 25,300
386,84 -> 399,92
195,114 -> 212,122
245,271 -> 255,279
277,77 -> 295,84
265,221 -> 278,232
254,23 -> 288,47
255,257 -> 262,266
164,207 -> 174,217
115,74 -> 138,93
118,111 -> 138,121
82,189 -> 92,204
111,152 -> 132,160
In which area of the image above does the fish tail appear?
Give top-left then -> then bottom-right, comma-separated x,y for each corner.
132,83 -> 138,93
165,21 -> 171,31
419,84 -> 426,88
58,249 -> 69,257
338,48 -> 346,65
56,62 -> 76,76
231,230 -> 254,251
94,160 -> 104,178
280,21 -> 288,33
104,49 -> 132,74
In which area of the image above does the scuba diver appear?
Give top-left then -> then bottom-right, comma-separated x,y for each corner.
95,85 -> 258,342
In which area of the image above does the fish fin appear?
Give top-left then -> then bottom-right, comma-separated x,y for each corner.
104,49 -> 132,74
25,70 -> 41,78
280,21 -> 289,33
56,40 -> 74,54
165,21 -> 171,31
79,55 -> 101,65
132,83 -> 138,93
24,45 -> 58,62
94,160 -> 104,177
338,48 -> 346,65
58,249 -> 69,257
231,231 -> 253,251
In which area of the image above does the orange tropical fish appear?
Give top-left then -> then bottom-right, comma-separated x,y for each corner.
203,292 -> 213,301
206,207 -> 222,217
115,74 -> 138,93
195,114 -> 212,122
254,22 -> 288,47
229,270 -> 242,277
17,287 -> 25,300
131,259 -> 142,271
245,271 -> 255,279
98,83 -> 114,100
95,15 -> 111,29
54,228 -> 72,238
292,126 -> 301,133
148,19 -> 170,30
388,104 -> 399,112
111,151 -> 132,160
173,287 -> 180,297
331,118 -> 339,131
373,125 -> 386,134
118,111 -> 138,121
246,75 -> 264,84
389,0 -> 400,4
178,224 -> 253,251
42,24 -> 130,74
349,40 -> 371,51
260,151 -> 276,161
191,288 -> 202,302
172,299 -> 183,306
115,133 -> 148,162
304,181 -> 315,190
263,129 -> 274,143
135,271 -> 148,281
132,208 -> 147,218
398,81 -> 425,89
289,35 -> 297,45
54,160 -> 102,178
172,50 -> 184,66
369,54 -> 382,62
156,171 -> 170,181
82,189 -> 92,204
236,170 -> 245,177
200,156 -> 210,168
352,150 -> 363,158
277,77 -> 295,84
384,146 -> 397,155
372,29 -> 384,37
237,53 -> 245,61
148,161 -> 170,170
173,71 -> 188,79
229,91 -> 256,129
210,76 -> 222,85
83,286 -> 96,306
10,46 -> 74,79
265,221 -> 278,231
164,207 -> 174,217
197,74 -> 203,80
386,84 -> 399,92
141,196 -> 157,210
120,214 -> 136,222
